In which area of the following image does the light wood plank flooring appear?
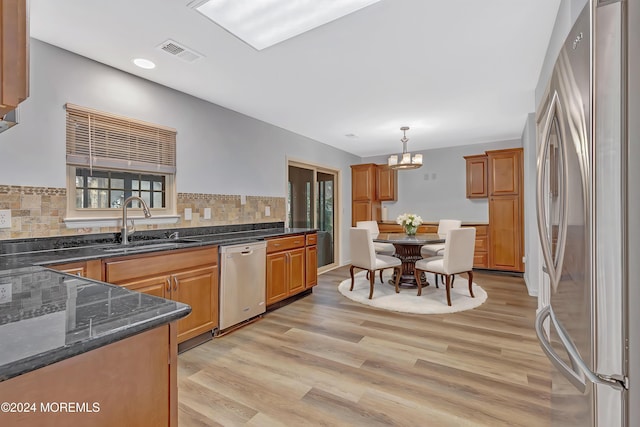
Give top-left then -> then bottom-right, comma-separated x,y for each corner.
178,267 -> 551,426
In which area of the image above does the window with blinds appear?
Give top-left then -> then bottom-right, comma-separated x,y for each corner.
64,104 -> 177,219
65,103 -> 176,174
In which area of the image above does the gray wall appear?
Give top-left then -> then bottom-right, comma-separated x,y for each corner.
521,113 -> 540,296
363,139 -> 520,222
535,0 -> 589,106
0,39 -> 360,264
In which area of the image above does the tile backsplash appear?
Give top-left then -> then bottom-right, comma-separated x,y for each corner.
0,185 -> 285,240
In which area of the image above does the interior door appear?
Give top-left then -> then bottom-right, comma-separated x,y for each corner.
288,163 -> 337,271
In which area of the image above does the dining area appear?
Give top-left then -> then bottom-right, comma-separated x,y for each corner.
347,217 -> 478,309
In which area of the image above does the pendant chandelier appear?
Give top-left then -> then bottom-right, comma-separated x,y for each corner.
388,126 -> 422,170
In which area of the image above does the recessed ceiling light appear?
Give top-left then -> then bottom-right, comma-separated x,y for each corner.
132,58 -> 156,69
192,0 -> 381,51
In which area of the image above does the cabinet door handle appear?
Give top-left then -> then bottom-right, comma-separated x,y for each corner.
166,277 -> 171,293
294,240 -> 301,244
173,275 -> 179,292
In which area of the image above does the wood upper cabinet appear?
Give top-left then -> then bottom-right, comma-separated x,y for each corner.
351,163 -> 377,201
487,148 -> 524,272
0,0 -> 29,116
103,247 -> 219,343
464,154 -> 488,198
488,148 -> 522,196
376,164 -> 397,201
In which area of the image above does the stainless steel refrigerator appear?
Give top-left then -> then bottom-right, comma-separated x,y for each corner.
535,0 -> 639,425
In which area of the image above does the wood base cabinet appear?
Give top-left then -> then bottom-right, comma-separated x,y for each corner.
266,234 -> 317,306
104,247 -> 218,343
0,323 -> 178,427
266,239 -> 305,305
376,164 -> 397,201
377,222 -> 438,234
49,259 -> 102,280
305,232 -> 318,288
472,225 -> 489,268
377,222 -> 490,269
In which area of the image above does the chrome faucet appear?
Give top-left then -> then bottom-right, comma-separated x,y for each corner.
121,196 -> 152,245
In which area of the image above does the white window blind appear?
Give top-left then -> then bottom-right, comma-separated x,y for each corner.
65,103 -> 176,174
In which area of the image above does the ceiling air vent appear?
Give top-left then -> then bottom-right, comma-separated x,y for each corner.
157,39 -> 204,63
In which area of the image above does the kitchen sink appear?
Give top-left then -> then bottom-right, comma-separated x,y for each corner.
101,238 -> 202,254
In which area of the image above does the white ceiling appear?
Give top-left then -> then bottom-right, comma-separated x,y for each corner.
29,0 -> 560,157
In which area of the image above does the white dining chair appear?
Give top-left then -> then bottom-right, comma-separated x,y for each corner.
420,219 -> 462,258
356,220 -> 396,256
350,227 -> 402,299
414,227 -> 476,306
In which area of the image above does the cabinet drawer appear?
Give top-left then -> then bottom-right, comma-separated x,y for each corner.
474,225 -> 488,236
473,252 -> 488,268
420,225 -> 438,234
305,232 -> 317,246
266,235 -> 305,253
105,247 -> 218,283
377,223 -> 399,233
475,235 -> 489,252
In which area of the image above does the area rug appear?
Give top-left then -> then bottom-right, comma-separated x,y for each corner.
338,270 -> 487,314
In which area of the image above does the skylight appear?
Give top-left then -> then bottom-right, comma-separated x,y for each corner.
193,0 -> 381,51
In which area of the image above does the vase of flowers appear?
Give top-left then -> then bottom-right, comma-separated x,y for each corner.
397,213 -> 423,236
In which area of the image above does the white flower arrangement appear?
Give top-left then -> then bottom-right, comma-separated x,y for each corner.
396,213 -> 423,228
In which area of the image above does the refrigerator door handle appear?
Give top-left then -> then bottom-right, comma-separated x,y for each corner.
536,305 -> 628,392
535,305 -> 587,392
536,91 -> 569,293
549,306 -> 628,391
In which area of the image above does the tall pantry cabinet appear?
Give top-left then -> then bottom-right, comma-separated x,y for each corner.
351,163 -> 397,226
487,148 -> 524,272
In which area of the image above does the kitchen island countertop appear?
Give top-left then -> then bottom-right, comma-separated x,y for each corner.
0,266 -> 191,382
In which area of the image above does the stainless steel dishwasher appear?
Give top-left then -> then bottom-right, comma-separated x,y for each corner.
219,241 -> 267,331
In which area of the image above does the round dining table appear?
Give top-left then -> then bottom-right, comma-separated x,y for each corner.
374,233 -> 444,286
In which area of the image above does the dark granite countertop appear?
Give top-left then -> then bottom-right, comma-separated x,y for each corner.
0,266 -> 191,382
0,224 -> 317,382
0,227 -> 318,270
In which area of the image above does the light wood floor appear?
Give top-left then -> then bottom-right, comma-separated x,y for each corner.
178,267 -> 552,426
